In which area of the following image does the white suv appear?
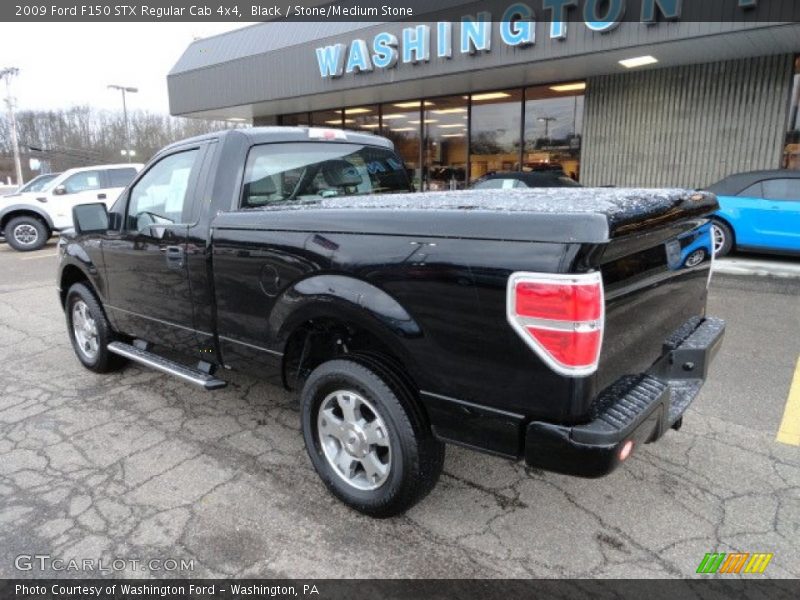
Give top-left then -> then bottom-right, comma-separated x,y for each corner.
0,163 -> 143,251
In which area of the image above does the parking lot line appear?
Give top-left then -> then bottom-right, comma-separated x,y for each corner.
776,357 -> 800,446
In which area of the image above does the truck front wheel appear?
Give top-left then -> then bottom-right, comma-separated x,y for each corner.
65,283 -> 125,373
301,358 -> 444,517
5,215 -> 50,251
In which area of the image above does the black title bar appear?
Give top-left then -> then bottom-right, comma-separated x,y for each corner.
3,0 -> 800,22
2,579 -> 800,600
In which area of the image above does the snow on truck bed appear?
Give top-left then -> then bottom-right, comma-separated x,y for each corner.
315,188 -> 715,221
219,188 -> 719,243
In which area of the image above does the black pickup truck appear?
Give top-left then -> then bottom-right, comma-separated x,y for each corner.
57,127 -> 724,517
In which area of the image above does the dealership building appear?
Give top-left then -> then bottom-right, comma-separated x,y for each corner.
168,5 -> 800,190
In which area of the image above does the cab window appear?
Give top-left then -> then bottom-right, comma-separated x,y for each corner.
62,170 -> 102,194
126,150 -> 198,231
106,167 -> 138,188
241,142 -> 412,208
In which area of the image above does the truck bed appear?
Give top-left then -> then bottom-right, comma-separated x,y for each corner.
214,188 -> 718,243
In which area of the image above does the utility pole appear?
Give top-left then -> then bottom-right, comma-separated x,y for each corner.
107,84 -> 138,162
1,67 -> 24,187
538,116 -> 557,141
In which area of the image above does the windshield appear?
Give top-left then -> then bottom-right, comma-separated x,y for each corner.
241,142 -> 412,208
473,178 -> 525,190
473,174 -> 581,190
18,174 -> 59,193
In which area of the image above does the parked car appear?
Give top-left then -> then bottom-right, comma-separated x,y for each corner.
471,170 -> 582,190
707,169 -> 800,257
57,127 -> 724,517
3,172 -> 61,196
0,163 -> 142,251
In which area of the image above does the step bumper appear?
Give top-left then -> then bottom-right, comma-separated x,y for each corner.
524,317 -> 725,477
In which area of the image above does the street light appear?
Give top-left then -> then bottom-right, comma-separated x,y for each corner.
538,116 -> 557,140
107,84 -> 138,162
1,67 -> 24,186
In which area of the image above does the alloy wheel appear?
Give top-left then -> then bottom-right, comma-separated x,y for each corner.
684,249 -> 706,268
712,225 -> 725,257
12,223 -> 39,247
72,300 -> 100,361
317,390 -> 392,491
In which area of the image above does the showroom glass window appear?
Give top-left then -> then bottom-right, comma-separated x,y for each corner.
280,112 -> 309,126
311,109 -> 344,127
380,100 -> 422,189
524,83 -> 585,182
469,90 -> 523,182
423,96 -> 468,190
344,105 -> 380,132
784,56 -> 800,170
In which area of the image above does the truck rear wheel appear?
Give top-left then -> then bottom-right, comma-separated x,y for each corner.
300,358 -> 444,517
5,215 -> 50,251
65,283 -> 125,373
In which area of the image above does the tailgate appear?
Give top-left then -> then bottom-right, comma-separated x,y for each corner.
595,218 -> 715,392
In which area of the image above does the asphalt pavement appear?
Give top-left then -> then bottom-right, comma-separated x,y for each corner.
0,240 -> 798,578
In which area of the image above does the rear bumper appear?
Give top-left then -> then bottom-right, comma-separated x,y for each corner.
524,316 -> 725,477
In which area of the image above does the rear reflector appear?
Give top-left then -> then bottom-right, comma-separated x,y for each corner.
507,272 -> 604,377
619,440 -> 634,461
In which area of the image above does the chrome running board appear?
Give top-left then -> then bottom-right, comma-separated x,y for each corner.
107,341 -> 227,390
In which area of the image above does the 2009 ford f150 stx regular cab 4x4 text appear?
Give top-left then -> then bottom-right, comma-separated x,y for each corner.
57,127 -> 725,517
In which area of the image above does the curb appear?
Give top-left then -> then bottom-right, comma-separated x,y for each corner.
714,258 -> 800,279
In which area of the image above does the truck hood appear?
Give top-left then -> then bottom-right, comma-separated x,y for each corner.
215,188 -> 719,244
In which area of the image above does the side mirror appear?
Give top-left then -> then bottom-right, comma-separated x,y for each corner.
53,185 -> 67,196
72,203 -> 109,234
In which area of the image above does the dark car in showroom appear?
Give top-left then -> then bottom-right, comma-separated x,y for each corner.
471,170 -> 582,190
707,169 -> 800,257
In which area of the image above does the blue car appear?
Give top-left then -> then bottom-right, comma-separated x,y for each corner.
708,170 -> 800,257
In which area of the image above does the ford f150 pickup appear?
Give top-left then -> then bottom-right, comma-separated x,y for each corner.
57,127 -> 725,517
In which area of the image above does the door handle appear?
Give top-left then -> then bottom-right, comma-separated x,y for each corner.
163,245 -> 185,269
97,193 -> 107,200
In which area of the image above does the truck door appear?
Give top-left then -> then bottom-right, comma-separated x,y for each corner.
102,146 -> 205,353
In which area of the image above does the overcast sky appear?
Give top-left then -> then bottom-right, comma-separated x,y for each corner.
0,23 -> 255,114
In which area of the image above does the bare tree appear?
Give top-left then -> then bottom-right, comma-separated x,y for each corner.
0,107 -> 237,181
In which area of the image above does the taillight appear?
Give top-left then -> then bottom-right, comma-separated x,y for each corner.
507,272 -> 604,377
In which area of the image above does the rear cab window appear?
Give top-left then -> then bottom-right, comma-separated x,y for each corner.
240,142 -> 412,208
106,167 -> 138,188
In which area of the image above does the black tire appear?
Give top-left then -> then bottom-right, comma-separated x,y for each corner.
301,358 -> 445,518
712,219 -> 734,257
4,215 -> 50,251
65,283 -> 125,373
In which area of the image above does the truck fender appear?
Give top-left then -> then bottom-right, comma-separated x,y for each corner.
58,243 -> 107,306
269,274 -> 422,350
0,203 -> 55,231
